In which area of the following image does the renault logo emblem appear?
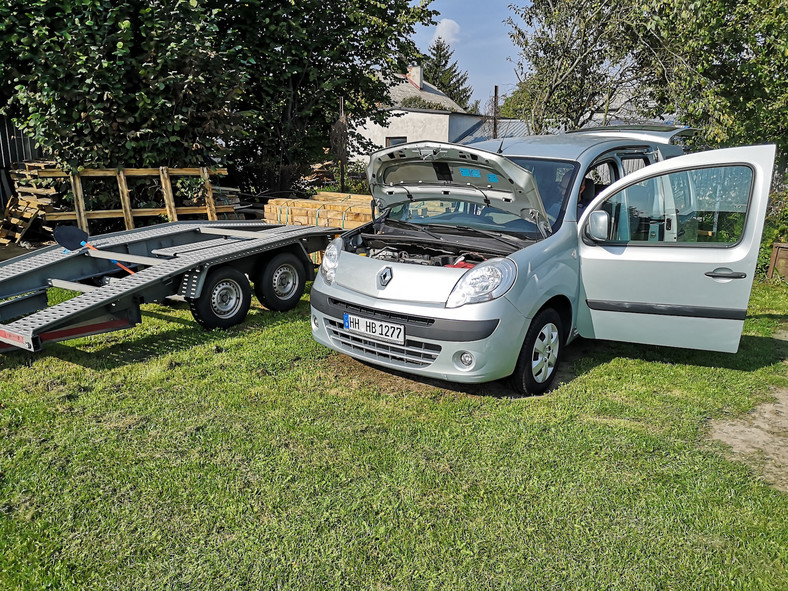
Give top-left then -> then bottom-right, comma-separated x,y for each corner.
378,266 -> 393,288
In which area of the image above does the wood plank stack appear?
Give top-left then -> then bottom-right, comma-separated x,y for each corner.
1,163 -> 58,244
263,192 -> 373,230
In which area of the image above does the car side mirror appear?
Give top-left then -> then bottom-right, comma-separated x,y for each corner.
587,210 -> 610,242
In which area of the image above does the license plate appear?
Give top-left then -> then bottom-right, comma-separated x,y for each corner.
343,313 -> 405,345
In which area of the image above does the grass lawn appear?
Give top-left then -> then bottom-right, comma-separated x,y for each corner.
1,281 -> 787,590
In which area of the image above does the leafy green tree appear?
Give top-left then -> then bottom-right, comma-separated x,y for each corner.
0,0 -> 435,192
504,0 -> 646,134
422,37 -> 474,112
213,0 -> 436,192
0,0 -> 247,170
628,0 -> 788,167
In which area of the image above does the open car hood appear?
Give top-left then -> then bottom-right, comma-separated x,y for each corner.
367,141 -> 549,226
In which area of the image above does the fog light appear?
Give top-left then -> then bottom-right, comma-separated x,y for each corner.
311,314 -> 319,330
459,351 -> 474,367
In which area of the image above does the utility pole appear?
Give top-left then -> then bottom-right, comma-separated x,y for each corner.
493,85 -> 499,140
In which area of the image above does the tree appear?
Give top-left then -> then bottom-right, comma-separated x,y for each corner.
503,0 -> 648,134
422,37 -> 474,111
0,0 -> 247,170
503,0 -> 788,174
0,0 -> 436,192
213,0 -> 436,192
627,0 -> 788,166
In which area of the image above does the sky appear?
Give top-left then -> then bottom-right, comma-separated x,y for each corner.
411,0 -> 521,108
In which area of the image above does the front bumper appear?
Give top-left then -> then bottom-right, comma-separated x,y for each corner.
309,277 -> 529,384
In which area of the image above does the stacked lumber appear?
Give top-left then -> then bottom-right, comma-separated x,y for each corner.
263,192 -> 373,230
1,164 -> 58,244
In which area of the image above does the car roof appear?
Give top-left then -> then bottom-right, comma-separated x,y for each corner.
471,126 -> 694,162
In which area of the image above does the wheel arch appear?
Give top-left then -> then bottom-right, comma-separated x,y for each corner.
252,243 -> 315,282
179,243 -> 316,300
538,294 -> 573,343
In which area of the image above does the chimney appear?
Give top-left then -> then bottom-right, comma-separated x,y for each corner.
407,65 -> 423,89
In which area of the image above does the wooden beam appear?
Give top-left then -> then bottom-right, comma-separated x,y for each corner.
116,169 -> 135,230
69,174 -> 89,231
14,185 -> 57,196
200,167 -> 218,221
44,205 -> 235,221
37,167 -> 227,178
159,167 -> 178,222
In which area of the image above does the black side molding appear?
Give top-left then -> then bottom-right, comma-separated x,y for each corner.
586,300 -> 747,321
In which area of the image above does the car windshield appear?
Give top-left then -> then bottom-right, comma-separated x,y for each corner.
506,157 -> 579,226
386,198 -> 540,240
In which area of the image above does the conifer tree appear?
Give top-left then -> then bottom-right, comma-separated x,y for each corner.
422,37 -> 474,111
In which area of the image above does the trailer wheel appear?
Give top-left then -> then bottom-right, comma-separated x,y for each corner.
189,266 -> 251,329
254,252 -> 306,312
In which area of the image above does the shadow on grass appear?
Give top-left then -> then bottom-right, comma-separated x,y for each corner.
327,331 -> 788,400
0,303 -> 312,371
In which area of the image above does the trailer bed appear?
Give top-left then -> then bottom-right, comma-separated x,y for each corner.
0,221 -> 336,351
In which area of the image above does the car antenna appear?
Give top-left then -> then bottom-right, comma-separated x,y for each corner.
497,139 -> 505,154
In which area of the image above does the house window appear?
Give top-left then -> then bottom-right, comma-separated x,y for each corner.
386,136 -> 407,147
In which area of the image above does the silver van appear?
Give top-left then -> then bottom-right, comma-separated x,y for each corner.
310,127 -> 775,394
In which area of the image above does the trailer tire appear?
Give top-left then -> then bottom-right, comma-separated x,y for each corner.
254,252 -> 306,312
189,266 -> 251,329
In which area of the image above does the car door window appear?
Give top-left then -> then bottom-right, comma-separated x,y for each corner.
594,165 -> 753,245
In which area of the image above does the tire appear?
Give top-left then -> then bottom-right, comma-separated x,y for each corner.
254,252 -> 306,311
189,266 -> 251,329
510,308 -> 563,396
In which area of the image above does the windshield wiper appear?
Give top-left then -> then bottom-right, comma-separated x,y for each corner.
428,224 -> 525,249
384,219 -> 443,240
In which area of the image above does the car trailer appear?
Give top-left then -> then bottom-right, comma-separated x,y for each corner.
0,221 -> 337,352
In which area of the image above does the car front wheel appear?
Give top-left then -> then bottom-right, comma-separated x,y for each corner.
510,308 -> 563,396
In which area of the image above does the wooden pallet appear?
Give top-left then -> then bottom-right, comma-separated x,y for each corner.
0,195 -> 51,244
1,164 -> 58,243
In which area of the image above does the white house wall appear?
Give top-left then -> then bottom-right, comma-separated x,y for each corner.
355,110 -> 451,160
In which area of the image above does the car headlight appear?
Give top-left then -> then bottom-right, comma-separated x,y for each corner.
320,237 -> 343,284
446,258 -> 517,308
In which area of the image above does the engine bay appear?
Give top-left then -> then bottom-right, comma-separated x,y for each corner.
367,245 -> 485,268
341,225 -> 516,269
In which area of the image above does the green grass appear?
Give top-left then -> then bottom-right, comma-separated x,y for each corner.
1,282 -> 788,590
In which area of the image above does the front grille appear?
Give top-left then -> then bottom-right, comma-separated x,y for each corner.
324,318 -> 441,368
328,298 -> 434,327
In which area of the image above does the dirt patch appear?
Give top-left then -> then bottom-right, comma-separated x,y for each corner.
321,336 -> 598,400
322,354 -> 515,398
709,388 -> 788,492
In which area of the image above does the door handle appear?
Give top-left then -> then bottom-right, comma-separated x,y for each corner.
705,270 -> 747,279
